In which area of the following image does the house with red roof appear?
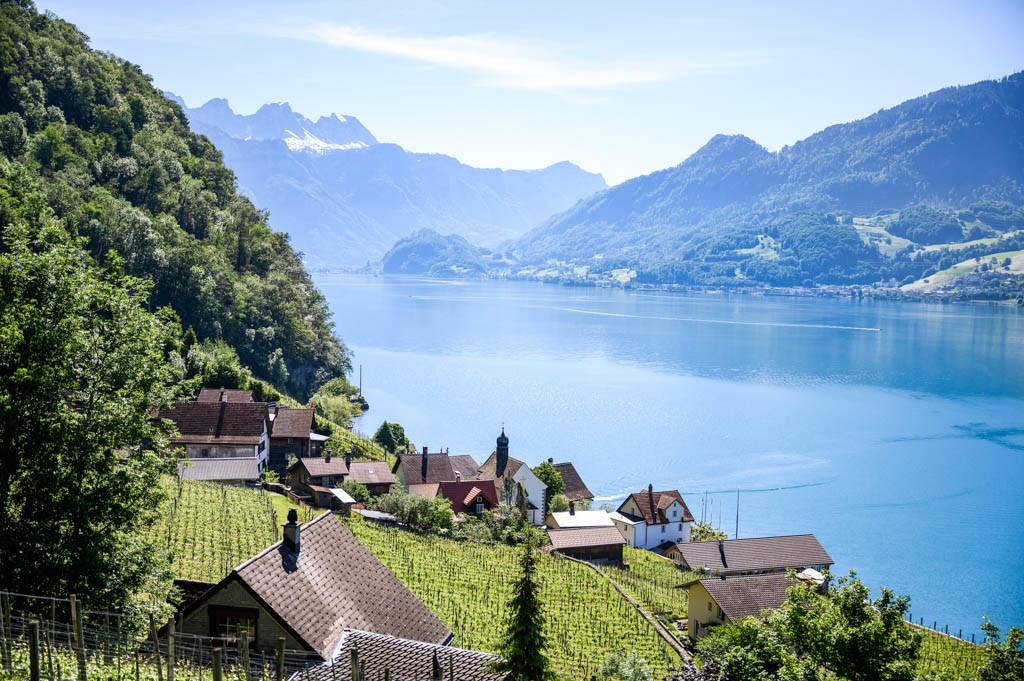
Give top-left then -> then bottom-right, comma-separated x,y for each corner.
610,484 -> 694,550
437,479 -> 498,518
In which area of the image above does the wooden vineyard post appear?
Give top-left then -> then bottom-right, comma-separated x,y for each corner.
212,648 -> 223,681
28,619 -> 40,681
70,595 -> 87,681
239,626 -> 252,681
150,615 -> 163,681
166,619 -> 175,681
276,637 -> 285,681
0,593 -> 7,672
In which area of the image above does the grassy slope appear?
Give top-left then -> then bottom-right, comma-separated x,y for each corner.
901,248 -> 1024,291
345,517 -> 680,680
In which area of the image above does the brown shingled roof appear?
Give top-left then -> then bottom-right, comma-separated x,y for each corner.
293,457 -> 349,478
618,489 -> 694,525
472,452 -> 524,482
232,513 -> 451,658
547,526 -> 626,551
159,402 -> 268,444
448,454 -> 481,478
397,454 -> 455,485
271,407 -> 314,439
675,534 -> 833,575
299,629 -> 505,681
197,388 -> 254,403
346,461 -> 395,486
552,462 -> 593,501
696,572 -> 792,622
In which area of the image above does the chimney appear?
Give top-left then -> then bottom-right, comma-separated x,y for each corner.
282,508 -> 301,553
648,483 -> 656,521
548,457 -> 553,464
455,472 -> 462,482
345,449 -> 352,468
324,448 -> 332,463
718,537 -> 727,568
423,445 -> 428,456
219,387 -> 227,403
569,501 -> 575,515
421,452 -> 428,480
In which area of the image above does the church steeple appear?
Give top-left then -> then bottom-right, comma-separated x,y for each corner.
496,427 -> 509,476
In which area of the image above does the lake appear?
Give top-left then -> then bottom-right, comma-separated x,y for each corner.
315,274 -> 1024,638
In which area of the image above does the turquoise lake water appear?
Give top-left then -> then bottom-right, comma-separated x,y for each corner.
315,274 -> 1024,638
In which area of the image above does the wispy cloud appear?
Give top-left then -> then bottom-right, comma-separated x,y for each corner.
277,23 -> 708,92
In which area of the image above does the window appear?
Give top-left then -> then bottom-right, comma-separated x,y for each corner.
661,524 -> 665,533
287,437 -> 294,445
324,476 -> 333,487
209,606 -> 258,645
475,496 -> 484,515
679,523 -> 683,531
200,448 -> 209,458
707,602 -> 712,612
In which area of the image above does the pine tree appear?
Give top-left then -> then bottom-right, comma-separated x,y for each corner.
490,544 -> 554,680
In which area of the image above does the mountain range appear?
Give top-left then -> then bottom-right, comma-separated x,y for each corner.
169,95 -> 606,267
511,72 -> 1024,288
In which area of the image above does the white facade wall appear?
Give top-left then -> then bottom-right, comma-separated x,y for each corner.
515,467 -> 547,526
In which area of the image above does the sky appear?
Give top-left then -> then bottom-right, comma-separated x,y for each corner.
37,0 -> 1024,185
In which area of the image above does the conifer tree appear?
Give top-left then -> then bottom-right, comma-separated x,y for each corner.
490,544 -> 553,680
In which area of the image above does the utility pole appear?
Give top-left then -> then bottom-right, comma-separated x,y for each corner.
359,364 -> 363,396
735,489 -> 740,539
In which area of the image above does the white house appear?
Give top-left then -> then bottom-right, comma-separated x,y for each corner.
611,485 -> 693,550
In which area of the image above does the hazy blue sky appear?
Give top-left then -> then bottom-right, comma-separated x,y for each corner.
38,0 -> 1024,184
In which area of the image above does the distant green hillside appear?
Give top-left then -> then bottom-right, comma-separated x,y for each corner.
0,1 -> 348,399
513,73 -> 1024,290
381,228 -> 487,276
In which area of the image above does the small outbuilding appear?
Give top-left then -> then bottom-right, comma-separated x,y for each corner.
546,526 -> 626,564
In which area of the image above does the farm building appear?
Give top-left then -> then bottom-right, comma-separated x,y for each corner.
288,455 -> 350,509
158,400 -> 271,475
175,512 -> 452,659
268,406 -> 324,472
671,534 -> 833,576
545,526 -> 626,563
549,459 -> 594,505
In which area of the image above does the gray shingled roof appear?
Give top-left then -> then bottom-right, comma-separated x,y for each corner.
293,456 -> 349,478
176,458 -> 259,481
675,535 -> 832,575
448,454 -> 481,479
552,462 -> 593,501
473,452 -> 525,482
547,526 -> 625,551
397,454 -> 456,485
233,513 -> 451,658
346,461 -> 395,486
696,572 -> 792,622
618,489 -> 694,525
296,629 -> 506,681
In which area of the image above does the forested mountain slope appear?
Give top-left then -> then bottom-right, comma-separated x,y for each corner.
515,73 -> 1024,288
0,1 -> 348,399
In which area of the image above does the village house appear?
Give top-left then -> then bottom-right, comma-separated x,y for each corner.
437,479 -> 499,518
298,629 -> 506,681
548,459 -> 594,506
175,512 -> 452,659
288,454 -> 349,509
345,458 -> 396,497
158,399 -> 271,478
392,446 -> 479,487
545,526 -> 626,564
687,569 -> 825,640
670,534 -> 833,576
473,430 -> 547,526
610,485 -> 693,550
268,406 -> 327,473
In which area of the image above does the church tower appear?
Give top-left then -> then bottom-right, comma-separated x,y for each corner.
496,427 -> 509,477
